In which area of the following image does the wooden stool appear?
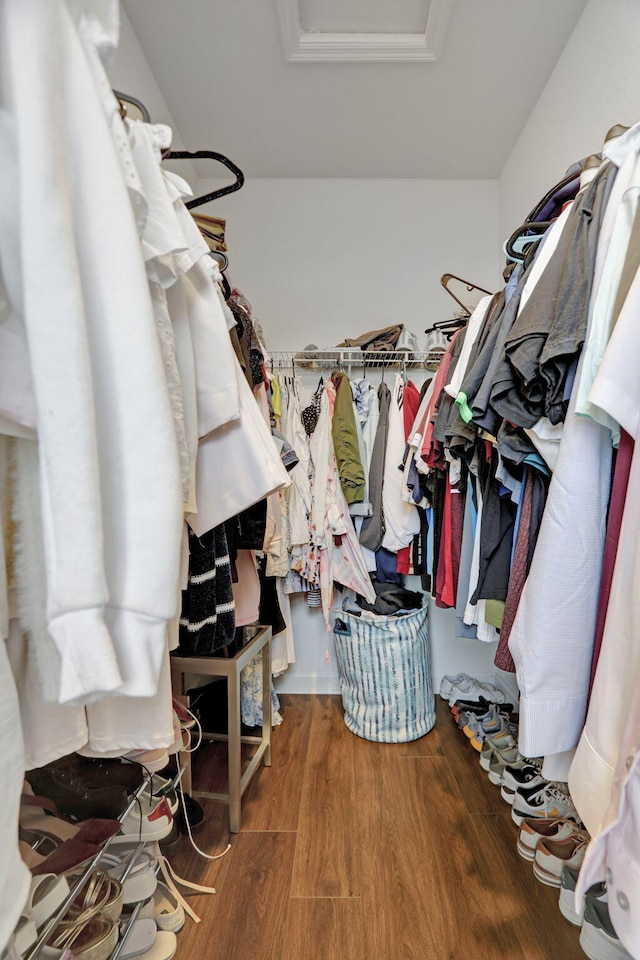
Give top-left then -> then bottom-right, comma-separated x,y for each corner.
170,625 -> 272,833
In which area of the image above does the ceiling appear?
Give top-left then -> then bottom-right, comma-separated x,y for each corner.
122,0 -> 588,179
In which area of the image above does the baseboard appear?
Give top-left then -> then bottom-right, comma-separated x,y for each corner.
274,673 -> 341,695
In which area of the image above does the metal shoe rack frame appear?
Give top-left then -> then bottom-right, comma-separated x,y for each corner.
23,766 -> 185,960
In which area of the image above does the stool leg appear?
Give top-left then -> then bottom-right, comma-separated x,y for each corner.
263,639 -> 272,767
228,672 -> 242,833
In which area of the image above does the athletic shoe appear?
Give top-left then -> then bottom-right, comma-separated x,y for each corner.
446,678 -> 506,708
481,740 -> 518,775
484,724 -> 518,754
517,817 -> 581,861
119,795 -> 174,842
559,867 -> 606,927
580,896 -> 632,960
465,712 -> 514,749
487,748 -> 528,785
533,831 -> 589,887
453,698 -> 514,723
439,674 -> 470,700
511,782 -> 579,827
502,758 -> 544,794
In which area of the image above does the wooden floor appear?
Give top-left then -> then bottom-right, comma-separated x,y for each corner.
170,696 -> 585,960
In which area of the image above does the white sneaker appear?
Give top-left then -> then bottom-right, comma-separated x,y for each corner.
511,782 -> 579,827
558,868 -> 606,927
533,831 -> 589,887
446,679 -> 505,708
439,674 -> 470,700
517,818 -> 581,862
580,897 -> 632,960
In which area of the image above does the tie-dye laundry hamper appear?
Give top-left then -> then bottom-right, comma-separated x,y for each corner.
333,605 -> 435,742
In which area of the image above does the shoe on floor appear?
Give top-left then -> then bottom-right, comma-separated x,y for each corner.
533,831 -> 589,887
511,782 -> 579,827
445,677 -> 506,708
153,882 -> 185,933
558,867 -> 607,927
439,674 -> 470,700
486,746 -> 521,783
517,817 -> 582,861
502,759 -> 544,794
580,896 -> 632,960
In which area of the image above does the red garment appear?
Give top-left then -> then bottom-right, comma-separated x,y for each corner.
449,482 -> 465,607
435,474 -> 455,608
420,331 -> 461,464
397,380 -> 421,575
588,429 -> 634,694
402,380 -> 421,437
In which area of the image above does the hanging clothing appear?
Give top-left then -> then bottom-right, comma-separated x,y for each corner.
569,262 -> 640,833
381,375 -> 421,552
178,524 -> 235,656
309,382 -> 375,625
359,383 -> 391,552
0,0 -> 185,706
186,352 -> 290,536
331,371 -> 366,505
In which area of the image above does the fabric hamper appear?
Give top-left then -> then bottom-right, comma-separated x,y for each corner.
333,605 -> 435,743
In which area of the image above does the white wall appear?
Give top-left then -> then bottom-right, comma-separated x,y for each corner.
499,0 -> 640,242
107,9 -> 197,181
188,177 -> 502,692
195,178 -> 501,350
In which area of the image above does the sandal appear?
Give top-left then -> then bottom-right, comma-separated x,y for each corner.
65,869 -> 124,924
42,915 -> 117,960
117,919 -> 156,960
136,931 -> 176,960
22,874 -> 71,929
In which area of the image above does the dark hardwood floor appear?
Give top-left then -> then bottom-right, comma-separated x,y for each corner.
170,695 -> 585,960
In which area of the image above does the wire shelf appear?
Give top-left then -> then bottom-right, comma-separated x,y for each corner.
267,348 -> 444,372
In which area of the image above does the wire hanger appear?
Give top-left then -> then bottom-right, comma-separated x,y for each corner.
113,90 -> 151,123
111,90 -> 245,209
165,151 -> 245,208
440,273 -> 493,317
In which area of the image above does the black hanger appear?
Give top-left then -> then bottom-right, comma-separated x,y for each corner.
165,151 -> 245,208
424,315 -> 467,340
505,221 -> 552,262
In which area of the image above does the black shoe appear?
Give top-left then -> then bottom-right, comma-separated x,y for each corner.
175,793 -> 205,835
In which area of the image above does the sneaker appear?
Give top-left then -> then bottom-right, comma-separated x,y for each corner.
511,782 -> 579,827
481,739 -> 517,775
464,710 -> 512,742
502,758 -> 544,794
452,698 -> 514,723
558,867 -> 606,927
143,774 -> 179,816
451,697 -> 491,721
484,724 -> 518,754
533,831 -> 590,887
580,896 -> 632,960
439,674 -> 470,700
446,678 -> 506,708
488,748 -> 528,785
119,796 -> 174,842
517,817 -> 581,861
501,783 -> 517,805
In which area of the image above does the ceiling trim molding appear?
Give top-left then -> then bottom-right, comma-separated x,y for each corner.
276,0 -> 453,63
